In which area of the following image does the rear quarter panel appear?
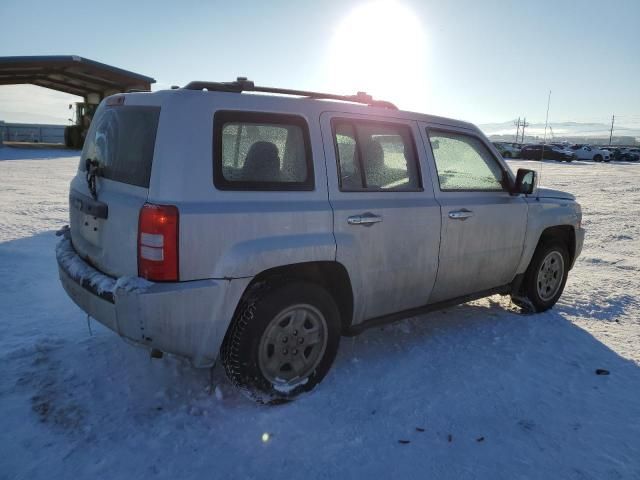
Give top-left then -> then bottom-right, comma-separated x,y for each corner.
147,91 -> 335,280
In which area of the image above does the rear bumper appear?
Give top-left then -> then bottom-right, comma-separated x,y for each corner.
56,232 -> 250,367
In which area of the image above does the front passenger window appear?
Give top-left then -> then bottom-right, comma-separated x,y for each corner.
428,130 -> 504,191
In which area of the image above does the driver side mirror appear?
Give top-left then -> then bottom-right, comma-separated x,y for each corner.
514,168 -> 537,195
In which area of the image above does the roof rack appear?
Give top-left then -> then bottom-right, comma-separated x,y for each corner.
183,77 -> 398,110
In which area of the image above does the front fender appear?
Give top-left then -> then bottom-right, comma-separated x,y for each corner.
516,198 -> 581,274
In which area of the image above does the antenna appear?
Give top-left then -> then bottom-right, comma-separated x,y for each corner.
540,90 -> 552,161
537,90 -> 552,197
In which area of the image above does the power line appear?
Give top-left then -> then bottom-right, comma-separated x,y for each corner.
520,117 -> 529,143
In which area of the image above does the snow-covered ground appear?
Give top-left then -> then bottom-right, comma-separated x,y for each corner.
1,148 -> 639,479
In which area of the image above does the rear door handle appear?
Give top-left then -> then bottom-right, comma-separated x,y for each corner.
448,209 -> 474,220
347,212 -> 383,226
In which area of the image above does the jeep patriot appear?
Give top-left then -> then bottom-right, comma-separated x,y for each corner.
57,78 -> 584,402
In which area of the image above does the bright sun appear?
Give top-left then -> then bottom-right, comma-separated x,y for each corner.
327,1 -> 427,109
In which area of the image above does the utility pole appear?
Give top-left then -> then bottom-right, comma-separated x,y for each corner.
520,117 -> 529,143
609,114 -> 615,145
514,117 -> 521,143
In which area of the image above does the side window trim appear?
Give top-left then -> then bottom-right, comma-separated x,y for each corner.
330,117 -> 423,193
212,110 -> 314,191
426,127 -> 509,193
332,120 -> 368,190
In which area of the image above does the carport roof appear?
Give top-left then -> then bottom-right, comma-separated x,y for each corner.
0,55 -> 156,98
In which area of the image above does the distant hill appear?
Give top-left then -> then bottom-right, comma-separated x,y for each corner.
480,120 -> 640,145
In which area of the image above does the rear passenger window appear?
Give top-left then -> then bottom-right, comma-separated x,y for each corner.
427,130 -> 504,191
333,120 -> 421,191
214,111 -> 313,190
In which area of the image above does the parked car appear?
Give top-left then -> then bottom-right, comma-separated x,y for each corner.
550,143 -> 572,152
492,141 -> 522,158
602,148 -> 637,162
520,144 -> 576,161
625,148 -> 640,161
569,144 -> 610,162
56,78 -> 584,403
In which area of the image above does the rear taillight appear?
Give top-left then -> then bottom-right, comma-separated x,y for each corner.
138,203 -> 179,281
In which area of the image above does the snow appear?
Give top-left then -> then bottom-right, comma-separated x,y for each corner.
1,148 -> 639,479
56,232 -> 153,296
55,234 -> 116,295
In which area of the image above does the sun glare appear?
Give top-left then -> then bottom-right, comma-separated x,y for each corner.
327,1 -> 427,109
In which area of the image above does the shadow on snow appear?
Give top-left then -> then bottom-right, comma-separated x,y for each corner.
1,232 -> 639,478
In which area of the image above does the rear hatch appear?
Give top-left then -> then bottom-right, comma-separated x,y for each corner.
69,100 -> 160,278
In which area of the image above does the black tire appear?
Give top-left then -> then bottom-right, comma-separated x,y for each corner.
503,151 -> 512,158
513,241 -> 570,313
67,126 -> 82,149
221,281 -> 341,404
594,154 -> 603,162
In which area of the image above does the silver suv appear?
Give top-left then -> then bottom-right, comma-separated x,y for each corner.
57,78 -> 584,403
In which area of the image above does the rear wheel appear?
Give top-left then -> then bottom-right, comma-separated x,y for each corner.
512,241 -> 569,312
503,151 -> 512,158
221,281 -> 341,404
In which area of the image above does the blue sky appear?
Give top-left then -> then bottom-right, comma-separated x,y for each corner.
1,0 -> 639,127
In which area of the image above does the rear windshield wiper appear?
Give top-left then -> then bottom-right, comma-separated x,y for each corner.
85,158 -> 102,200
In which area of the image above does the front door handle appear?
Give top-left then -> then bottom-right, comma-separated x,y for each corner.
448,209 -> 474,220
347,212 -> 383,226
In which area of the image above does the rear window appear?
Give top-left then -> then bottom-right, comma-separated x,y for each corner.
213,111 -> 313,191
80,104 -> 160,188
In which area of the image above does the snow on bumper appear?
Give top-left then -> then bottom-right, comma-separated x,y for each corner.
56,232 -> 248,367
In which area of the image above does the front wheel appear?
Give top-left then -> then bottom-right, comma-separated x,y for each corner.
512,241 -> 570,312
221,281 -> 341,404
594,154 -> 603,162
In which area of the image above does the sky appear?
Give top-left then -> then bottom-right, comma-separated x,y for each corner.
1,0 -> 639,128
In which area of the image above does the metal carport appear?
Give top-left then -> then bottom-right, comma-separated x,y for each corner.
0,55 -> 155,147
0,55 -> 155,99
